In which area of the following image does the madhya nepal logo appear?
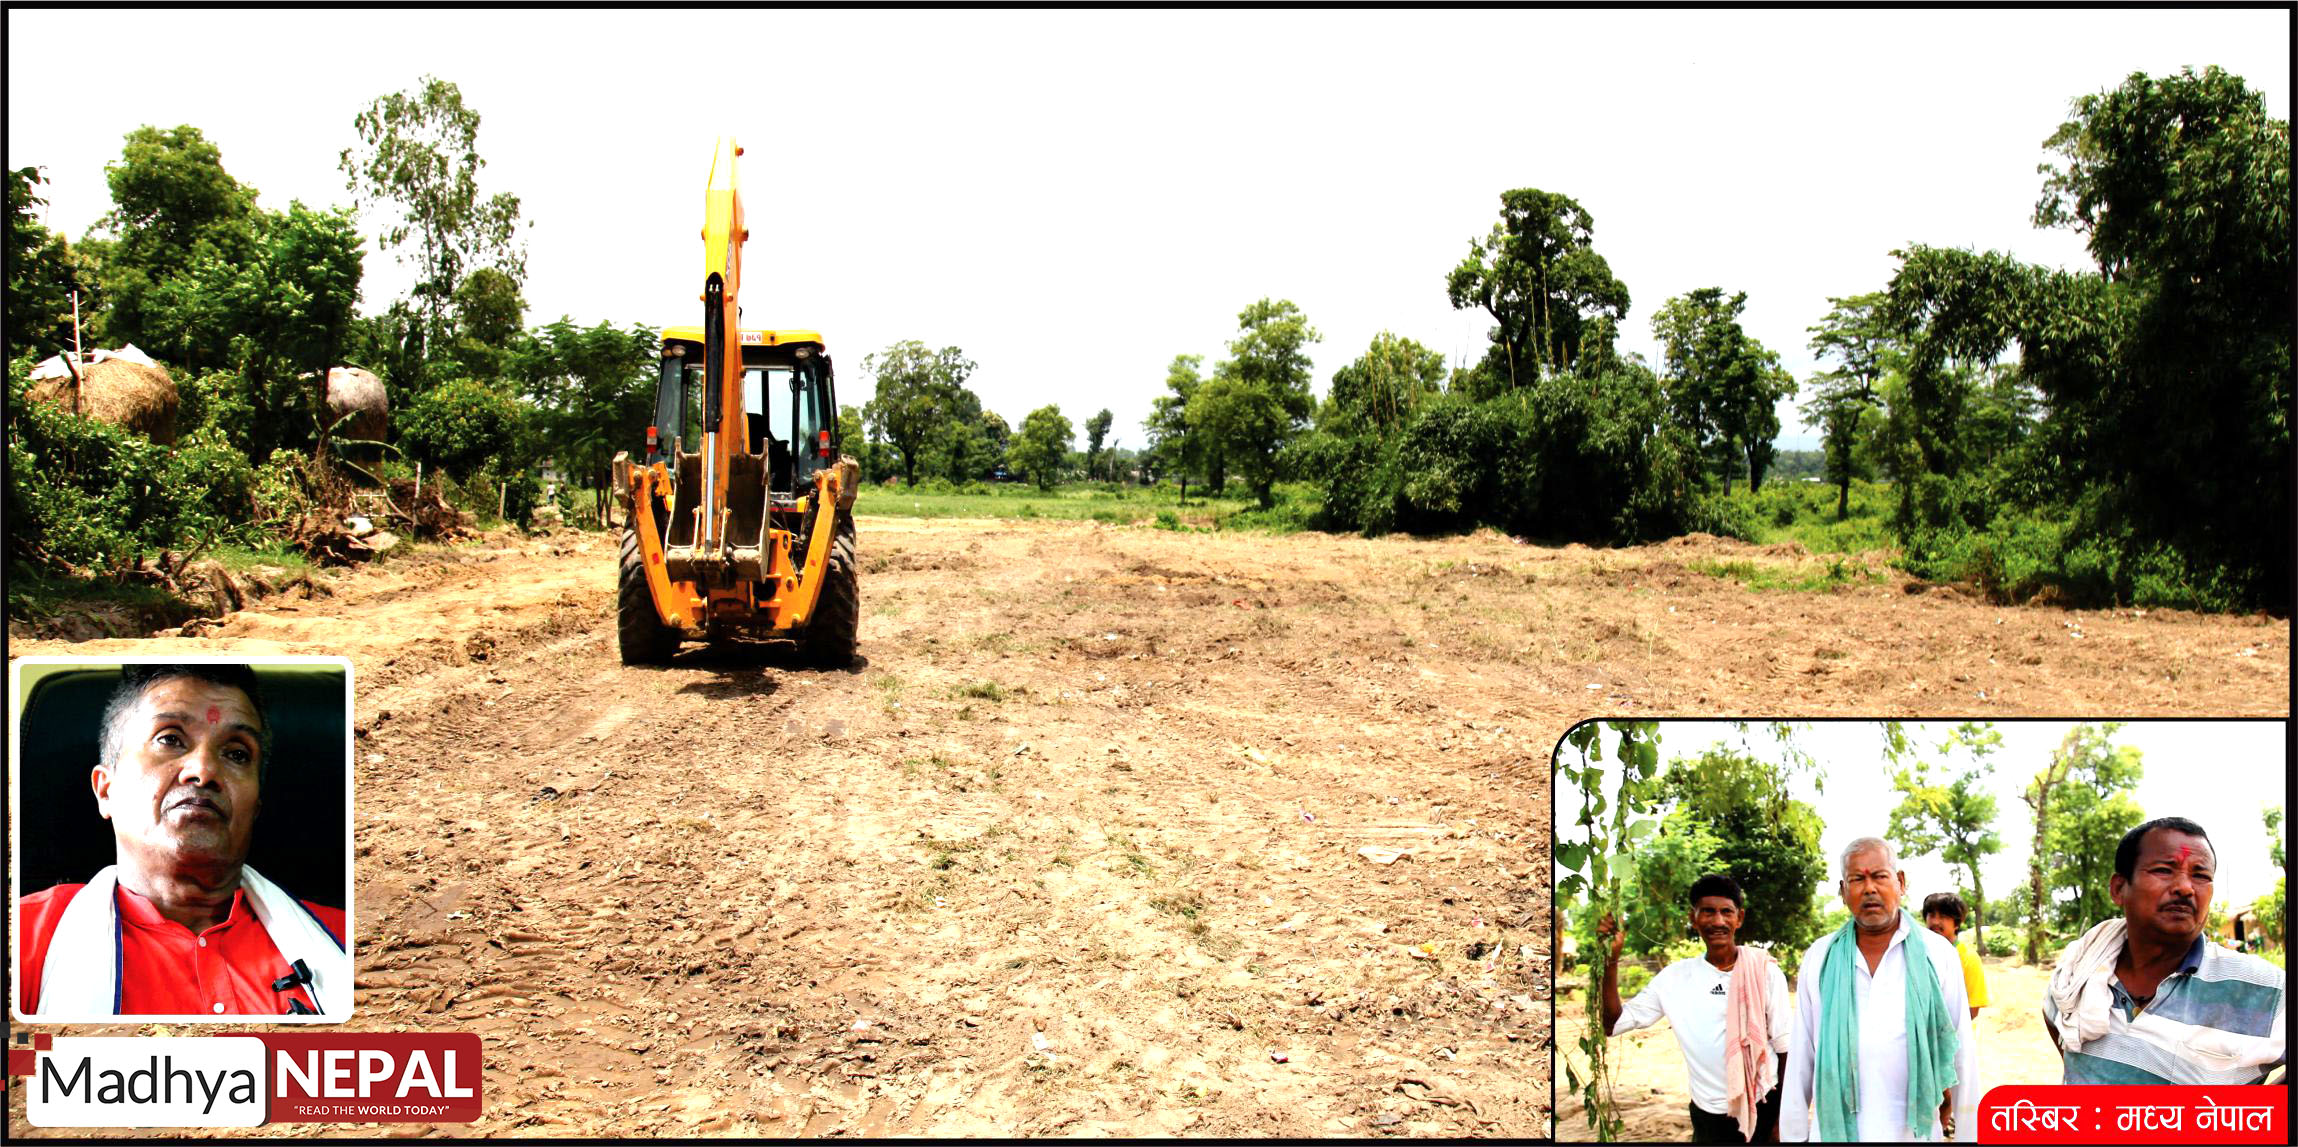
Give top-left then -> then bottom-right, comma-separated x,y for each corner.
15,1033 -> 482,1127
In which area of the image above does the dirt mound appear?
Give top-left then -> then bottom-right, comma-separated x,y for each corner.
27,358 -> 179,444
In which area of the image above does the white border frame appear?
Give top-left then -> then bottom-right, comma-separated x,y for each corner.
9,654 -> 356,1024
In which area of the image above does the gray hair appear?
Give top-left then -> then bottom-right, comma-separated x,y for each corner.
1839,836 -> 1900,879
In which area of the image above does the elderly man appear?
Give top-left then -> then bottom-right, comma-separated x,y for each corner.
2044,816 -> 2285,1084
1781,837 -> 1976,1142
1601,874 -> 1792,1144
15,664 -> 347,1018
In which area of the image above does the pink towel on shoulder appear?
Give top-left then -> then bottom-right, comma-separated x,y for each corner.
1724,945 -> 1780,1141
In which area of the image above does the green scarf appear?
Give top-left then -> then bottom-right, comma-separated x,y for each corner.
1814,908 -> 1959,1140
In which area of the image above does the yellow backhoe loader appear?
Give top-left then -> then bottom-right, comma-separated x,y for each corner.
611,139 -> 859,666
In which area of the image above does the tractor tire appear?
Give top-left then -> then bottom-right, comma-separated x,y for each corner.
617,528 -> 679,666
798,516 -> 859,668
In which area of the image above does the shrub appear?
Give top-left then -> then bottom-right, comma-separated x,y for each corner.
397,377 -> 522,474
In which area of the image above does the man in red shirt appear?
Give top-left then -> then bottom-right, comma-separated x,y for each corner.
16,664 -> 348,1018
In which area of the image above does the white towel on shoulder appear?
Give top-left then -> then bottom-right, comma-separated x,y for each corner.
34,865 -> 348,1018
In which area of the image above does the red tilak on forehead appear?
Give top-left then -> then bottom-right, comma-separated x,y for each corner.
206,705 -> 222,725
2177,844 -> 2191,865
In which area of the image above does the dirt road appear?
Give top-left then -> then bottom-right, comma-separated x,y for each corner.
6,520 -> 2282,1137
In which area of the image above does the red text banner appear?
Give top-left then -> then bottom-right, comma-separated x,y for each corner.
229,1032 -> 482,1123
1978,1084 -> 2285,1143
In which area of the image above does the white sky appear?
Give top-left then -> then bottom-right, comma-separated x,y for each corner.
8,10 -> 2289,451
1555,720 -> 2289,912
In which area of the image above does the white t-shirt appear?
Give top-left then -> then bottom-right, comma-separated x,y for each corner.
1611,952 -> 1794,1114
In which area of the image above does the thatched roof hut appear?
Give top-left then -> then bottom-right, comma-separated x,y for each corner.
324,366 -> 389,443
26,357 -> 179,445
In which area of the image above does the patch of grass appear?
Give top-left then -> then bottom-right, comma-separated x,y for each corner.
954,680 -> 1009,702
1148,888 -> 1205,920
851,479 -> 1319,534
1688,555 -> 1886,593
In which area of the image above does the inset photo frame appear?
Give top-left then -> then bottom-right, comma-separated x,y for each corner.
10,657 -> 355,1023
1551,718 -> 2288,1142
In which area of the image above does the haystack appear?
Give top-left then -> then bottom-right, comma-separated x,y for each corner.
27,358 -> 179,444
324,366 -> 389,442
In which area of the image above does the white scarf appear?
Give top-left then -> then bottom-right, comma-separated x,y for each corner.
2048,915 -> 2283,1072
36,865 -> 349,1018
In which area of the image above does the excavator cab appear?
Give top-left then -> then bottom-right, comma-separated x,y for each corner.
648,329 -> 837,495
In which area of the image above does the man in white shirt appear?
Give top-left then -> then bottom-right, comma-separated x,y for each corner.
1603,874 -> 1793,1143
1781,837 -> 1978,1142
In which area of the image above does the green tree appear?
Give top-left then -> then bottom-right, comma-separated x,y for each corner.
1008,404 -> 1073,490
1145,353 -> 1211,495
511,318 -> 657,522
398,376 -> 522,475
1190,298 -> 1319,508
834,404 -> 874,480
1805,292 -> 1894,519
2023,724 -> 2144,948
86,125 -> 259,353
340,75 -> 527,357
6,167 -> 99,361
1886,722 -> 2005,953
443,265 -> 526,380
1321,331 -> 1446,436
860,340 -> 974,487
1652,287 -> 1794,493
136,201 -> 366,462
1658,746 -> 1828,956
1083,408 -> 1114,481
1445,189 -> 1630,393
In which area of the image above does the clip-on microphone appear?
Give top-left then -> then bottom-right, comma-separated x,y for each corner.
273,959 -> 321,1015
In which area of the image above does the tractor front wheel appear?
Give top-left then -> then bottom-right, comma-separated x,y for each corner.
617,528 -> 679,665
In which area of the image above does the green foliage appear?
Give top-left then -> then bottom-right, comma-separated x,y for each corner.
861,340 -> 977,486
1190,298 -> 1319,509
1873,68 -> 2290,611
1652,287 -> 1795,492
1312,359 -> 1702,543
86,125 -> 259,353
340,75 -> 527,351
5,356 -> 258,572
1610,807 -> 1726,957
1008,404 -> 1073,490
1446,188 -> 1630,390
1982,928 -> 2017,958
2029,724 -> 2146,942
6,166 -> 98,361
1888,723 -> 2005,952
397,376 -> 522,474
1082,408 -> 1114,481
1145,353 -> 1213,491
510,317 -> 656,505
1553,719 -> 1664,1142
1658,747 -> 1828,954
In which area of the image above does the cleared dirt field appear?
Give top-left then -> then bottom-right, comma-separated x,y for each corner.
6,518 -> 2284,1137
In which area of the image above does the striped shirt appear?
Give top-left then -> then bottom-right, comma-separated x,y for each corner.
2051,934 -> 2286,1085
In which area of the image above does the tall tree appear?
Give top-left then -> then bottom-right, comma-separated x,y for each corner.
1008,404 -> 1073,490
1190,297 -> 1319,508
860,340 -> 975,487
1886,722 -> 2005,953
1805,292 -> 1894,519
512,318 -> 657,521
84,125 -> 260,357
1657,746 -> 1828,955
1652,288 -> 1794,492
1083,408 -> 1113,481
1146,353 -> 1209,496
2023,723 -> 2144,953
1446,189 -> 1629,393
5,166 -> 98,361
340,75 -> 528,360
2034,65 -> 2292,609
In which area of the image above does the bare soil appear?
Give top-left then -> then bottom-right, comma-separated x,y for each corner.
6,520 -> 2282,1138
